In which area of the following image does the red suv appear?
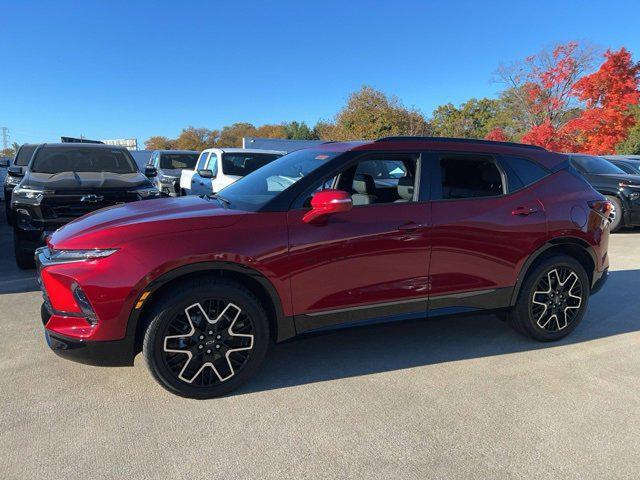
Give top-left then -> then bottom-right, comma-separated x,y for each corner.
37,137 -> 611,398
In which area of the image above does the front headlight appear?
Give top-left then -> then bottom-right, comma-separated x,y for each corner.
5,175 -> 21,186
129,186 -> 161,198
12,185 -> 52,202
159,175 -> 177,184
47,248 -> 118,264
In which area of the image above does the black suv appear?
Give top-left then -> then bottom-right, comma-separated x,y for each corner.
3,143 -> 39,225
566,153 -> 640,232
11,143 -> 160,268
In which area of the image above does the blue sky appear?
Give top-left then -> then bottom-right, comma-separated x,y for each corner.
2,0 -> 639,146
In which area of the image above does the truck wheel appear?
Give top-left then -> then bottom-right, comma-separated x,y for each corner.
13,228 -> 35,269
143,277 -> 270,399
508,255 -> 589,341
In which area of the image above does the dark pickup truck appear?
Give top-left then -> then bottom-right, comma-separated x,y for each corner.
10,143 -> 161,268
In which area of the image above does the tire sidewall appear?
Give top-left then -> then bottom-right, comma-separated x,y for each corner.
144,281 -> 270,399
515,256 -> 590,341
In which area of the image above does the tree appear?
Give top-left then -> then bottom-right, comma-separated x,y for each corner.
173,127 -> 217,151
430,98 -> 503,139
145,136 -> 175,150
485,128 -> 509,142
217,122 -> 257,147
565,48 -> 640,154
283,121 -> 317,140
331,85 -> 430,140
617,105 -> 640,154
254,124 -> 287,139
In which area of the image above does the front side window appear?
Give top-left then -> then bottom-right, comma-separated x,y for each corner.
572,155 -> 625,175
196,152 -> 209,171
345,156 -> 417,205
221,152 -> 283,177
30,147 -> 138,174
440,155 -> 504,200
206,153 -> 218,176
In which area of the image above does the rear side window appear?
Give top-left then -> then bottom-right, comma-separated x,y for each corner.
439,155 -> 504,200
501,156 -> 549,188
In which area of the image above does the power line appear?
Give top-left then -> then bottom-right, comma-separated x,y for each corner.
1,127 -> 8,150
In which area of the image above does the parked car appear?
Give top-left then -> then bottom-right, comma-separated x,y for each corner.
11,143 -> 160,268
179,148 -> 284,196
603,155 -> 640,175
37,137 -> 611,399
0,157 -> 9,201
565,153 -> 640,232
148,150 -> 199,196
3,144 -> 39,225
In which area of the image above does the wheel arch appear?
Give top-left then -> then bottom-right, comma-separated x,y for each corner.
510,237 -> 597,306
127,261 -> 295,354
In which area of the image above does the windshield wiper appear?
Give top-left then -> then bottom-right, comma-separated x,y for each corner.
209,193 -> 231,208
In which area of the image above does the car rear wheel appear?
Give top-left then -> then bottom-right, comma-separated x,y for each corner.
508,255 -> 589,341
605,195 -> 622,232
143,277 -> 270,399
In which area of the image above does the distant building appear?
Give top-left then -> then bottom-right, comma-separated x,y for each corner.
243,137 -> 324,153
102,138 -> 138,150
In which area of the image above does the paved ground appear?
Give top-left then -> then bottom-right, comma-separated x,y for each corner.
0,205 -> 638,480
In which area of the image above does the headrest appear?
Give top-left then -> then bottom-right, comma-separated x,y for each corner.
353,174 -> 376,194
397,176 -> 414,200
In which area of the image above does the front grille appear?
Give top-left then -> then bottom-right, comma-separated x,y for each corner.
40,191 -> 134,220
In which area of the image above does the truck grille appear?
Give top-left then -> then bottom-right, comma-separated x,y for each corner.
40,191 -> 135,219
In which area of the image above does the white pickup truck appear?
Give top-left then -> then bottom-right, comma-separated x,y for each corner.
179,148 -> 284,196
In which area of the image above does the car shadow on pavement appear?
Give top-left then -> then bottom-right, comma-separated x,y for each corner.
0,207 -> 39,295
238,268 -> 639,396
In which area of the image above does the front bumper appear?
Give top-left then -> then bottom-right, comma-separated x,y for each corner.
41,303 -> 135,366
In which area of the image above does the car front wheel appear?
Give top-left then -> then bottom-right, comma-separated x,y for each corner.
508,255 -> 589,341
143,277 -> 270,398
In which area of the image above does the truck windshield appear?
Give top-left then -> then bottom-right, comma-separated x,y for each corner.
160,153 -> 198,170
31,147 -> 138,174
218,149 -> 339,211
15,145 -> 38,166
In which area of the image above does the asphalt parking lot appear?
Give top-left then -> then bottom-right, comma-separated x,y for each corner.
0,206 -> 638,480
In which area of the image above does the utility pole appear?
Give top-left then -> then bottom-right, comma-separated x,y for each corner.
1,127 -> 8,151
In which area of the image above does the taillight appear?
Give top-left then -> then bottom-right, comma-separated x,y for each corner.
588,200 -> 613,218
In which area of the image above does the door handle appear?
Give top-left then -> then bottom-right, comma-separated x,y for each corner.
512,206 -> 538,216
397,222 -> 427,231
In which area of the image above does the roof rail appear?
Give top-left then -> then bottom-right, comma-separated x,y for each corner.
374,136 -> 546,151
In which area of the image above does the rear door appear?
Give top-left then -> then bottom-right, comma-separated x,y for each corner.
287,152 -> 432,333
427,152 -> 548,314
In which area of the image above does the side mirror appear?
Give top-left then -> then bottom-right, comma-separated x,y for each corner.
8,165 -> 23,177
198,169 -> 214,179
0,158 -> 9,168
303,190 -> 352,224
144,166 -> 157,177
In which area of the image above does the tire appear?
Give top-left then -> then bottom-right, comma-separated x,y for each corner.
508,255 -> 589,342
5,199 -> 13,226
13,228 -> 36,269
143,277 -> 270,399
605,195 -> 622,232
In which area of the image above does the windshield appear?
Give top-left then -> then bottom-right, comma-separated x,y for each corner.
218,149 -> 340,211
31,147 -> 138,174
221,152 -> 283,176
15,145 -> 38,166
160,153 -> 198,170
573,155 -> 626,175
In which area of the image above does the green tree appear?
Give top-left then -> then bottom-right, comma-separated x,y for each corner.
430,98 -> 504,139
283,121 -> 318,140
616,105 -> 640,154
332,85 -> 430,140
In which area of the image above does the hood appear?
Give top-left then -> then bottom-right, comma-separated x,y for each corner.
24,171 -> 150,190
49,195 -> 246,249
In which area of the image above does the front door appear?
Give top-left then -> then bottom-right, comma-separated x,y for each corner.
287,153 -> 432,333
191,153 -> 217,195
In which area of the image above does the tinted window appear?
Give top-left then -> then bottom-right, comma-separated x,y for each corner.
160,153 -> 198,170
572,155 -> 625,175
440,155 -> 503,199
31,147 -> 137,174
349,157 -> 416,205
502,156 -> 549,188
15,145 -> 37,166
221,152 -> 282,176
